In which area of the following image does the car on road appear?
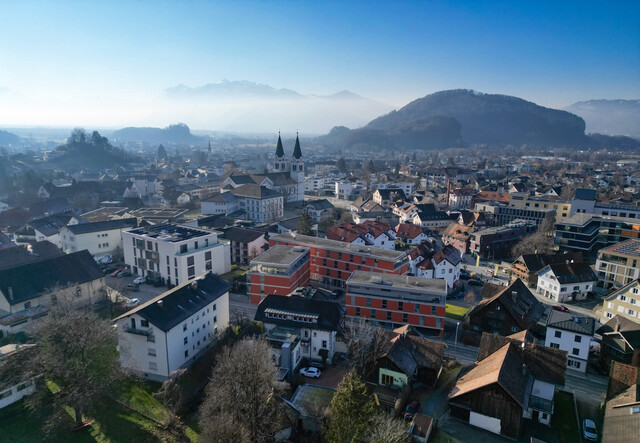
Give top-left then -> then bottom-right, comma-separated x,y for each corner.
299,367 -> 321,378
110,268 -> 124,277
125,298 -> 140,307
451,290 -> 466,299
553,305 -> 570,313
583,418 -> 598,441
468,279 -> 483,286
133,276 -> 146,285
404,399 -> 421,420
124,284 -> 139,292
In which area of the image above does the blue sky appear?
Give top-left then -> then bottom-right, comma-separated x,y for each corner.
0,0 -> 638,127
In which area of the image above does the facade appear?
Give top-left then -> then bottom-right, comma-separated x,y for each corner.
442,223 -> 474,257
411,210 -> 454,229
448,188 -> 476,209
270,232 -> 410,290
571,187 -> 640,219
508,193 -> 571,223
474,202 -> 556,227
536,262 -> 597,303
200,192 -> 238,216
222,227 -> 268,265
510,253 -> 582,288
230,184 -> 283,222
595,239 -> 640,289
545,311 -> 595,373
0,344 -> 36,409
123,224 -> 230,286
601,280 -> 640,323
555,213 -> 640,256
116,273 -> 230,381
345,271 -> 447,335
373,188 -> 407,209
304,199 -> 334,223
470,220 -> 537,260
247,245 -> 311,304
334,181 -> 354,200
60,218 -> 138,259
413,245 -> 462,290
395,223 -> 429,245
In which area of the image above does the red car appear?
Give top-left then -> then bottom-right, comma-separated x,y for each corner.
110,268 -> 124,277
554,305 -> 570,313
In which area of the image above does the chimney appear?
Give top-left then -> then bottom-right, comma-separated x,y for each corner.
512,291 -> 517,303
157,300 -> 163,307
8,287 -> 13,301
615,319 -> 621,332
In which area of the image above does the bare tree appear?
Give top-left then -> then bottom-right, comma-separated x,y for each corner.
198,338 -> 286,442
367,413 -> 410,443
511,231 -> 555,257
154,368 -> 186,428
342,318 -> 388,376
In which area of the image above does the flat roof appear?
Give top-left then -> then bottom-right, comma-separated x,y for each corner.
128,208 -> 188,218
272,232 -> 408,261
558,213 -> 640,227
599,239 -> 640,258
347,270 -> 447,294
126,223 -> 216,242
251,244 -> 309,266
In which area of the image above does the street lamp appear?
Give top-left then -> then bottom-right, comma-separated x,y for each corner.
455,321 -> 460,350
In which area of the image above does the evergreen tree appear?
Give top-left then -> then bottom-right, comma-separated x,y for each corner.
364,159 -> 376,174
296,210 -> 314,236
337,157 -> 348,173
326,371 -> 376,443
157,144 -> 168,161
394,161 -> 401,176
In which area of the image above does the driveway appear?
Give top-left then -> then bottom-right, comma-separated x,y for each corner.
106,275 -> 166,303
306,366 -> 348,390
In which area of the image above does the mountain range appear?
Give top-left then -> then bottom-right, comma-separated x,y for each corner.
0,129 -> 20,147
564,99 -> 640,138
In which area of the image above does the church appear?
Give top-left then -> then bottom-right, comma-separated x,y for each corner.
222,133 -> 305,203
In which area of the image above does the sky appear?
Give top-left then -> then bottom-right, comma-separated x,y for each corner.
0,0 -> 638,130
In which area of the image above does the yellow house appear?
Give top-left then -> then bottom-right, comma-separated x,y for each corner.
602,280 -> 640,324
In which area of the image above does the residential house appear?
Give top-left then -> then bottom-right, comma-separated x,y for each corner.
392,203 -> 421,223
334,181 -> 354,200
510,253 -> 582,288
0,241 -> 62,271
597,315 -> 640,368
449,332 -> 568,438
221,227 -> 268,265
123,223 -> 231,286
413,245 -> 462,290
231,184 -> 284,222
411,210 -> 454,230
536,261 -> 597,303
15,213 -> 74,247
304,199 -> 334,224
115,273 -> 230,381
545,311 -> 595,373
0,344 -> 36,409
60,218 -> 138,260
442,223 -> 474,257
601,362 -> 640,443
326,221 -> 396,250
448,188 -> 477,209
373,188 -> 407,209
350,197 -> 384,213
596,239 -> 640,289
200,192 -> 239,216
395,223 -> 429,245
602,280 -> 640,323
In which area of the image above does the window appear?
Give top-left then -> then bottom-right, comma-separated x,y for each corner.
574,335 -> 582,343
629,309 -> 636,316
355,307 -> 361,316
371,309 -> 377,318
382,300 -> 387,309
184,337 -> 188,345
149,362 -> 157,370
184,350 -> 189,358
213,304 -> 216,311
398,302 -> 404,311
554,330 -> 562,338
414,304 -> 420,313
322,340 -> 327,348
366,298 -> 371,307
183,323 -> 187,331
148,348 -> 156,356
572,348 -> 580,355
24,301 -> 31,310
187,256 -> 194,266
550,343 -> 560,349
387,311 -> 392,321
381,373 -> 394,386
402,313 -> 408,323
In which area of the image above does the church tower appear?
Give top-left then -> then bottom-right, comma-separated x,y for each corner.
274,133 -> 288,171
290,133 -> 305,201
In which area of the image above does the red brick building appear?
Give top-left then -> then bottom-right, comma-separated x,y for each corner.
269,233 -> 410,290
346,271 -> 448,335
247,245 -> 310,304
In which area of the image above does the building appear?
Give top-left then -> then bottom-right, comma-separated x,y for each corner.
60,218 -> 138,260
571,187 -> 640,219
201,192 -> 238,216
536,261 -> 597,303
247,245 -> 311,304
304,199 -> 334,224
123,224 -> 230,286
115,273 -> 230,381
206,184 -> 284,222
510,253 -> 582,288
601,280 -> 640,323
395,223 -> 429,245
449,332 -> 567,439
555,213 -> 640,256
465,279 -> 545,339
596,315 -> 640,368
508,193 -> 571,223
474,202 -> 556,228
448,188 -> 476,209
0,344 -> 36,409
334,181 -> 354,200
326,221 -> 396,250
596,239 -> 640,289
545,311 -> 595,373
221,227 -> 268,265
470,220 -> 537,260
411,210 -> 455,230
270,233 -> 410,290
345,271 -> 447,334
0,241 -> 63,271
373,188 -> 407,209
601,362 -> 640,443
0,251 -> 107,335
442,223 -> 474,257
254,293 -> 344,368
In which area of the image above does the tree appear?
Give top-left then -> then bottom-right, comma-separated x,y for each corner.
511,231 -> 555,257
393,161 -> 401,176
368,413 -> 410,442
337,157 -> 348,173
364,160 -> 376,174
157,144 -> 168,161
326,371 -> 377,443
0,303 -> 121,432
297,210 -> 314,236
198,338 -> 285,442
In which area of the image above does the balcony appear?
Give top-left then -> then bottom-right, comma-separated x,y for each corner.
529,395 -> 554,414
125,326 -> 152,337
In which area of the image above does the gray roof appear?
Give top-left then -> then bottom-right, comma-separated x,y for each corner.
251,244 -> 309,267
542,262 -> 597,284
574,188 -> 597,201
347,270 -> 447,295
602,384 -> 640,443
222,227 -> 265,243
0,241 -> 63,271
65,218 -> 137,235
230,184 -> 282,199
546,310 -> 595,336
254,293 -> 344,331
306,199 -> 334,211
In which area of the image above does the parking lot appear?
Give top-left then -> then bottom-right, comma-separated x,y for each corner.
105,274 -> 166,304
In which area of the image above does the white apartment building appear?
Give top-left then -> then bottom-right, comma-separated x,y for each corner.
601,280 -> 640,323
335,181 -> 354,200
232,185 -> 283,222
545,311 -> 595,373
116,273 -> 230,381
201,192 -> 239,216
60,218 -> 138,260
304,176 -> 325,194
413,246 -> 462,290
536,262 -> 597,303
123,224 -> 230,287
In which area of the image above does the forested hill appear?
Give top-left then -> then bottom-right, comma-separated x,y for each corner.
52,129 -> 139,168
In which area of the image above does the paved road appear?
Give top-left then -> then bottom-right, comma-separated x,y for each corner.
105,275 -> 165,303
229,292 -> 257,320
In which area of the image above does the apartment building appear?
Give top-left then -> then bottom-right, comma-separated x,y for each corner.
474,202 -> 556,227
571,188 -> 640,219
536,262 -> 597,303
555,213 -> 640,255
469,220 -> 537,260
596,239 -> 640,289
601,280 -> 640,324
200,185 -> 283,222
545,311 -> 595,373
269,233 -> 410,290
508,193 -> 571,223
247,245 -> 311,304
221,227 -> 268,265
345,271 -> 447,335
123,224 -> 230,286
115,273 -> 230,381
60,218 -> 138,259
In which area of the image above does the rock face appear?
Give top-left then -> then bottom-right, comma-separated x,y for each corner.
565,99 -> 640,139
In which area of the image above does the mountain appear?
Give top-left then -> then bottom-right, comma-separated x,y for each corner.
0,129 -> 20,146
111,123 -> 205,144
317,89 -> 594,150
51,129 -> 140,169
565,99 -> 640,139
165,80 -> 304,100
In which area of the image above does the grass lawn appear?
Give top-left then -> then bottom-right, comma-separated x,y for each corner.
110,377 -> 169,423
552,391 -> 580,443
445,304 -> 468,320
219,266 -> 246,284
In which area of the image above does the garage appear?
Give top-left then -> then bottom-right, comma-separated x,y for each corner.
469,411 -> 501,434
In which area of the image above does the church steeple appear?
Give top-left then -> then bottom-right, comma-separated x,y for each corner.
292,132 -> 302,159
274,132 -> 287,171
275,132 -> 285,158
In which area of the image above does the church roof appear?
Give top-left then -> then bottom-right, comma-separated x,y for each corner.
275,134 -> 285,158
292,134 -> 302,159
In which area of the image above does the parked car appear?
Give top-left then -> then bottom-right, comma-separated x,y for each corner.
133,276 -> 146,285
299,367 -> 321,378
554,305 -> 570,313
468,279 -> 483,286
117,270 -> 132,278
404,399 -> 421,420
125,298 -> 140,307
309,361 -> 325,370
583,418 -> 598,441
125,284 -> 140,292
453,290 -> 466,299
110,268 -> 124,277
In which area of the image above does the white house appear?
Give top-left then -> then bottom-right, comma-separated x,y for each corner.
201,192 -> 239,216
0,201 -> 8,213
545,311 -> 595,373
335,181 -> 354,200
304,199 -> 334,223
413,245 -> 462,290
0,344 -> 36,409
60,218 -> 138,260
116,273 -> 231,381
304,176 -> 325,194
123,223 -> 230,286
176,192 -> 191,205
536,262 -> 597,303
395,223 -> 429,245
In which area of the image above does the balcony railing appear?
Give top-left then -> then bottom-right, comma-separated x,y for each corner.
125,326 -> 152,336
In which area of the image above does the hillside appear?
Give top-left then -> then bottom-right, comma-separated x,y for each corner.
0,129 -> 20,146
565,99 -> 640,139
51,129 -> 139,169
111,123 -> 204,144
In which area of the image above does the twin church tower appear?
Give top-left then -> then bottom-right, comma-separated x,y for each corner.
273,133 -> 305,201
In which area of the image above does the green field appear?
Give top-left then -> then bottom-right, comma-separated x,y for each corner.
445,304 -> 468,320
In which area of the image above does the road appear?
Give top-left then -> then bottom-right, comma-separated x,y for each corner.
229,292 -> 258,320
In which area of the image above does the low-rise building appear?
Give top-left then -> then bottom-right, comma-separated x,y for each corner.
601,280 -> 640,323
510,253 -> 582,288
334,181 -> 354,200
373,188 -> 407,209
0,344 -> 36,409
60,218 -> 138,260
508,193 -> 571,223
115,273 -> 230,381
470,220 -> 537,260
326,221 -> 396,250
545,311 -> 595,373
221,227 -> 268,265
413,245 -> 462,290
304,199 -> 334,223
596,315 -> 640,369
596,239 -> 640,289
395,223 -> 429,245
442,223 -> 474,257
536,261 -> 597,303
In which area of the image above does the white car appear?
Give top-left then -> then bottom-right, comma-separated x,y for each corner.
125,298 -> 140,307
300,367 -> 321,378
133,276 -> 146,285
583,418 -> 597,441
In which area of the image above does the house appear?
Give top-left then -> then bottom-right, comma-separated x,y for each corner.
286,385 -> 335,433
395,223 -> 429,245
230,184 -> 284,222
60,218 -> 138,260
601,362 -> 640,443
326,221 -> 396,250
469,220 -> 537,260
334,181 -> 354,200
176,192 -> 191,205
201,192 -> 239,216
596,315 -> 640,368
373,188 -> 407,209
413,245 -> 462,290
0,344 -> 36,409
376,325 -> 446,390
596,239 -> 640,289
247,245 -> 311,304
411,210 -> 454,230
350,197 -> 384,213
447,188 -> 477,209
221,227 -> 268,265
536,261 -> 597,303
449,332 -> 567,439
409,413 -> 434,443
602,280 -> 640,323
123,223 -> 231,286
254,292 -> 344,367
0,241 -> 63,271
392,203 -> 421,223
0,250 -> 108,335
14,213 -> 74,247
511,253 -> 582,288
115,273 -> 231,381
304,199 -> 334,223
442,223 -> 474,257
545,311 -> 595,373
464,279 -> 545,340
